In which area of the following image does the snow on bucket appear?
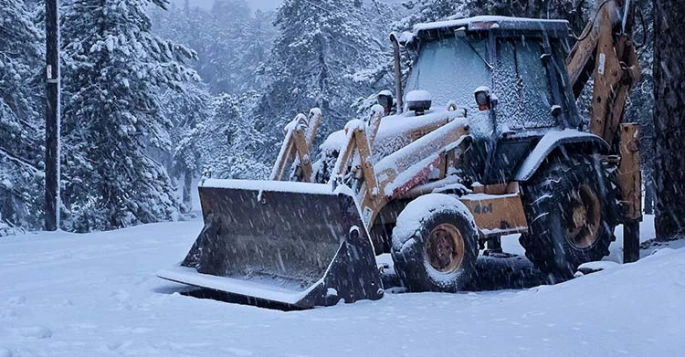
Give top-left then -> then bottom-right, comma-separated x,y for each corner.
158,180 -> 383,308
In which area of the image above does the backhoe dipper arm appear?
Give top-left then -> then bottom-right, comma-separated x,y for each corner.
566,0 -> 640,146
567,0 -> 642,262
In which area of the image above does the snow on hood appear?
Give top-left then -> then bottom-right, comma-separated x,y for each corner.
320,106 -> 466,153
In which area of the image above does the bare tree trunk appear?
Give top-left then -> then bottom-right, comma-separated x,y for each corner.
653,0 -> 685,240
644,176 -> 656,215
182,170 -> 193,214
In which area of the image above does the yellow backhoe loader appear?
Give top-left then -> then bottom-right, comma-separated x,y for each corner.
159,0 -> 642,308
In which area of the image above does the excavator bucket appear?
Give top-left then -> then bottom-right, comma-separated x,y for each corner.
158,179 -> 383,308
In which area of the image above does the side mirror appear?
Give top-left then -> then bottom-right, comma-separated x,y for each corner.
474,86 -> 497,111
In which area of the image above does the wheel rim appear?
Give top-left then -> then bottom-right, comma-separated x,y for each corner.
565,184 -> 602,249
424,223 -> 465,273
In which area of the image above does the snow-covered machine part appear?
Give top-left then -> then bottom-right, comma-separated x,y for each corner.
320,106 -> 465,159
405,90 -> 433,115
270,109 -> 323,182
513,129 -> 609,181
158,179 -> 383,308
412,15 -> 569,35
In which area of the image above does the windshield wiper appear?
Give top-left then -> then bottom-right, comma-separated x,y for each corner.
455,28 -> 493,70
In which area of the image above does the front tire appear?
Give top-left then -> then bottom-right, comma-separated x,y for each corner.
520,155 -> 615,279
391,194 -> 478,292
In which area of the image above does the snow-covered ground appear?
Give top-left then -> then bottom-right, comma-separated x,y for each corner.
1,216 -> 684,357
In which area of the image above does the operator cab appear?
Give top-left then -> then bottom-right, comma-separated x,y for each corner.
402,16 -> 580,184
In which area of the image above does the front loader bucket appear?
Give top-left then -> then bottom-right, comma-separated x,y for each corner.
158,179 -> 383,308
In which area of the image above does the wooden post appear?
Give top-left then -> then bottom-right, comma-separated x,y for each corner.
623,221 -> 640,263
617,123 -> 641,263
45,0 -> 60,231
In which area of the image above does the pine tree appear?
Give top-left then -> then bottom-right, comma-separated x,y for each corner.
368,0 -> 406,33
150,2 -> 212,81
393,0 -> 467,32
234,10 -> 277,92
464,0 -> 585,32
60,0 -> 197,232
151,0 -> 275,96
203,0 -> 253,94
0,0 -> 44,234
190,92 -> 270,181
163,83 -> 211,212
259,0 -> 384,143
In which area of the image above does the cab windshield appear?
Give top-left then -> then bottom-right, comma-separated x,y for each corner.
406,35 -> 490,114
405,32 -> 566,136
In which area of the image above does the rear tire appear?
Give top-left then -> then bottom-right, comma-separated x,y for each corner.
391,194 -> 478,292
520,155 -> 615,280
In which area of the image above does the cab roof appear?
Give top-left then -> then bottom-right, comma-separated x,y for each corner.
413,15 -> 569,39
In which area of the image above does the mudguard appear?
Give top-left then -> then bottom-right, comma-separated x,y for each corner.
514,129 -> 610,182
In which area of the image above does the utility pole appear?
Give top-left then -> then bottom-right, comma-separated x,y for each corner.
45,0 -> 60,231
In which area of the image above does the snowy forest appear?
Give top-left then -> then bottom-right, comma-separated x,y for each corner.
0,0 -> 663,235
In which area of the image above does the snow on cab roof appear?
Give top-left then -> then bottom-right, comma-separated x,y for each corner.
413,15 -> 569,36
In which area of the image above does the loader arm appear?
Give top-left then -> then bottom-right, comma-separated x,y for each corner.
270,109 -> 323,182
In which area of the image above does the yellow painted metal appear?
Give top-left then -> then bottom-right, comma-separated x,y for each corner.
270,110 -> 323,182
566,0 -> 640,147
617,123 -> 642,221
566,0 -> 642,223
459,184 -> 528,237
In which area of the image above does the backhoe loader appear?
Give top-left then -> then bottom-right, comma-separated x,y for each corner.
159,0 -> 642,308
